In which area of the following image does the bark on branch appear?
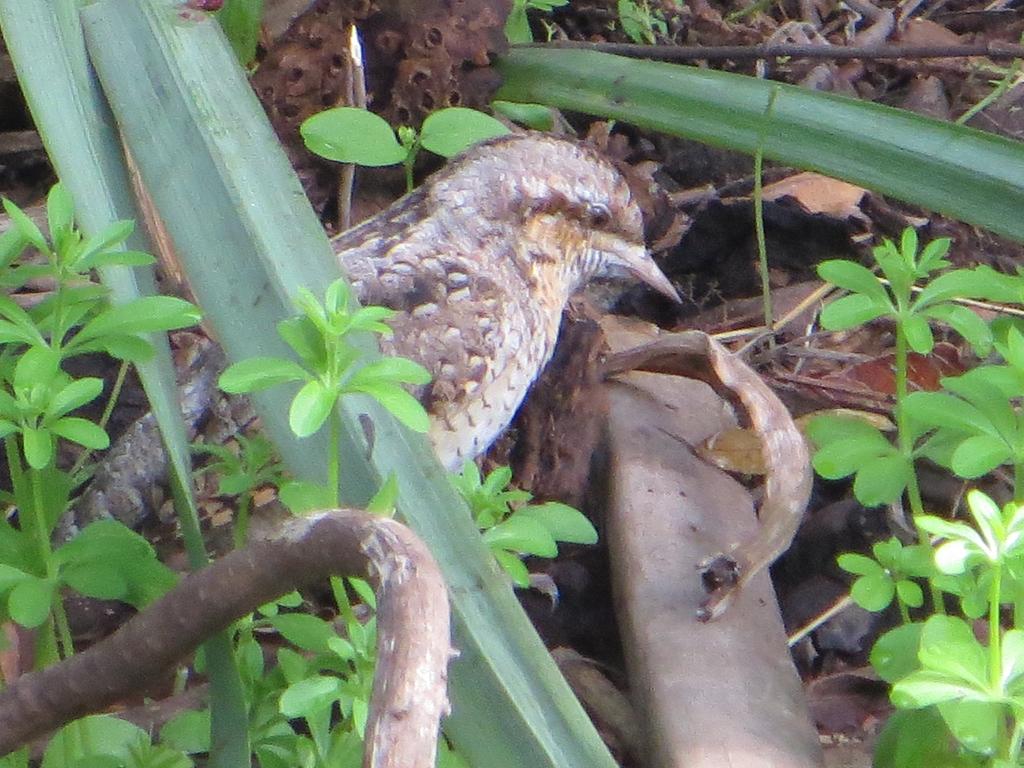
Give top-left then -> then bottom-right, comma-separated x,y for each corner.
0,509 -> 452,768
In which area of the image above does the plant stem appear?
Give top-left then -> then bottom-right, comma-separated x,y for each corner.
991,561 -> 1003,693
752,87 -> 777,332
69,359 -> 129,479
329,410 -> 341,506
893,320 -> 945,614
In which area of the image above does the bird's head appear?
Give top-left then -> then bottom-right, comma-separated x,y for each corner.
428,133 -> 679,303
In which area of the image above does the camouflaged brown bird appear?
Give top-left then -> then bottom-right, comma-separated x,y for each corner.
333,133 -> 679,469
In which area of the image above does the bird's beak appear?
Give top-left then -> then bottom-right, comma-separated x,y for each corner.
597,234 -> 681,303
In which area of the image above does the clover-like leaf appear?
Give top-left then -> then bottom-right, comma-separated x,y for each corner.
301,108 -> 407,166
420,108 -> 510,158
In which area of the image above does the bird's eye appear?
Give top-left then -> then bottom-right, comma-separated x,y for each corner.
586,203 -> 611,228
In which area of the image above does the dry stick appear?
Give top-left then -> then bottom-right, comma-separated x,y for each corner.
337,25 -> 367,231
515,40 -> 1024,61
0,509 -> 452,768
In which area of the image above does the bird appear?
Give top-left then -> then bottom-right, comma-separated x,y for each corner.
332,132 -> 679,469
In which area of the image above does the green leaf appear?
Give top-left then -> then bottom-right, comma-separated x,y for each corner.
366,474 -> 399,515
279,675 -> 344,718
851,454 -> 917,507
891,671 -> 984,708
817,260 -> 888,304
902,313 -> 934,355
347,382 -> 430,433
850,572 -> 895,612
420,108 -> 510,158
937,699 -> 1003,755
300,108 -> 407,166
21,426 -> 54,470
895,579 -> 923,608
812,431 -> 897,482
76,248 -> 155,272
0,227 -> 27,269
920,303 -> 992,356
42,715 -> 149,768
46,182 -> 74,250
219,357 -> 308,393
518,502 -> 597,544
872,709 -> 959,768
277,316 -> 325,371
493,548 -> 531,587
914,268 -> 991,308
902,392 -> 990,436
278,480 -> 336,514
871,623 -> 923,684
950,434 -> 1010,478
268,613 -> 336,654
49,417 -> 110,450
484,514 -> 558,558
2,196 -> 48,253
1001,629 -> 1024,690
837,552 -> 881,577
61,559 -> 128,601
918,616 -> 989,688
74,296 -> 201,341
819,293 -> 889,330
917,237 -> 952,273
7,575 -> 55,628
491,100 -> 555,131
14,346 -> 61,392
347,357 -> 432,387
289,379 -> 336,437
45,377 -> 104,419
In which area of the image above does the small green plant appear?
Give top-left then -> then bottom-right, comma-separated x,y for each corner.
193,433 -> 286,547
450,461 -> 598,587
616,0 -> 667,45
0,184 -> 201,767
300,106 -> 509,193
504,0 -> 569,43
807,228 -> 1024,766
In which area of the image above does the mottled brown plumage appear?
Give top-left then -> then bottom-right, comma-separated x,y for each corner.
332,133 -> 677,469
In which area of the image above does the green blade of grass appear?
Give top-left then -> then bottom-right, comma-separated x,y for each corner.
79,2 -> 617,766
0,2 -> 250,765
495,47 -> 1024,243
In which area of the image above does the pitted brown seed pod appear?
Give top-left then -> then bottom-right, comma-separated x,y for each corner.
333,133 -> 679,468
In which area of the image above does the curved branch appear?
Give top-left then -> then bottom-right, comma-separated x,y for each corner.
0,509 -> 452,768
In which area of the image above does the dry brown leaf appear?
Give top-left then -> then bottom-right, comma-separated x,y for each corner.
763,172 -> 868,221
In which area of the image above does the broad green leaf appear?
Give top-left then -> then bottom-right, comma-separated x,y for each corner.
484,515 -> 558,558
851,454 -> 917,507
518,502 -> 597,544
872,709 -> 958,768
289,379 -> 336,437
902,313 -> 934,355
75,296 -> 201,341
347,382 -> 430,433
491,100 -> 555,131
817,260 -> 888,304
902,392 -> 991,436
277,316 -> 325,371
279,675 -> 344,718
21,426 -> 54,470
850,572 -> 895,612
0,227 -> 27,268
420,108 -> 510,158
1001,629 -> 1024,690
493,548 -> 531,587
61,559 -> 128,600
871,623 -> 923,683
46,182 -> 74,249
300,108 -> 407,166
49,417 -> 110,450
914,268 -> 992,308
278,480 -> 336,514
918,616 -> 988,688
920,303 -> 992,356
7,575 -> 55,628
819,293 -> 889,330
45,376 -> 104,418
2,197 -> 48,252
267,613 -> 336,654
219,357 -> 308,393
90,333 -> 155,363
73,218 -> 135,266
837,552 -> 881,577
891,672 -> 984,708
42,715 -> 148,768
937,699 -> 1003,756
347,357 -> 432,386
895,579 -> 923,608
13,346 -> 60,392
950,434 -> 1010,478
916,237 -> 952,273
75,248 -> 155,272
